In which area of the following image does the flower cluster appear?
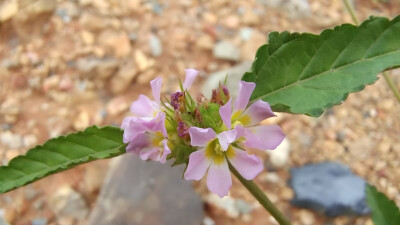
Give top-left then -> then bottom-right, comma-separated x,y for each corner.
122,69 -> 285,197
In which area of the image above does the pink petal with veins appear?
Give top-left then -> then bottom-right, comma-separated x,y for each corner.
229,148 -> 263,180
183,69 -> 199,90
244,100 -> 275,126
243,125 -> 285,150
234,81 -> 255,112
150,77 -> 162,104
207,161 -> 232,197
219,99 -> 232,129
184,149 -> 210,180
188,127 -> 217,147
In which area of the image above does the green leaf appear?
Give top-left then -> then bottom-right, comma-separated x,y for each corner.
0,126 -> 126,194
366,184 -> 400,225
243,16 -> 400,116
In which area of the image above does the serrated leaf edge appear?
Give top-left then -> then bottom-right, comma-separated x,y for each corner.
0,126 -> 126,194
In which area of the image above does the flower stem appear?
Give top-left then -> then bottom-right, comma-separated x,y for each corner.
343,0 -> 400,103
229,163 -> 292,225
343,0 -> 359,25
383,71 -> 400,102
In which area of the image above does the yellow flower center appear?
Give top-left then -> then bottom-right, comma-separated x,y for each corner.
151,131 -> 165,147
231,110 -> 251,127
152,110 -> 159,117
205,139 -> 236,165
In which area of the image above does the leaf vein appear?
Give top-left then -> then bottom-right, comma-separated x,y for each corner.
253,48 -> 400,101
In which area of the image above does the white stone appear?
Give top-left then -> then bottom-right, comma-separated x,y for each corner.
149,34 -> 163,57
50,186 -> 89,220
0,0 -> 18,22
205,194 -> 239,218
0,132 -> 23,149
213,41 -> 241,61
266,138 -> 291,168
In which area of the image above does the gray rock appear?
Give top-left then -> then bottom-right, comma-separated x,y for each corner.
285,0 -> 310,19
256,0 -> 283,8
235,199 -> 253,214
239,27 -> 254,41
203,217 -> 215,225
289,162 -> 370,217
75,57 -> 119,79
88,154 -> 204,225
0,209 -> 9,225
0,131 -> 23,149
49,186 -> 89,220
0,218 -> 9,225
256,0 -> 310,19
129,32 -> 138,41
213,41 -> 241,61
149,34 -> 163,57
31,218 -> 47,225
1,58 -> 20,69
201,61 -> 252,98
205,194 -> 239,218
55,8 -> 71,23
56,1 -> 80,23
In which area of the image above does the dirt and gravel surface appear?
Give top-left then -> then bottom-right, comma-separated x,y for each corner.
0,0 -> 399,224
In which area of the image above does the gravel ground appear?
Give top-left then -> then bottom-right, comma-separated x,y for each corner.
0,0 -> 399,224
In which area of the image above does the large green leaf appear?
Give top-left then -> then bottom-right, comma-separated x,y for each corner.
243,16 -> 400,116
366,184 -> 400,225
0,126 -> 126,194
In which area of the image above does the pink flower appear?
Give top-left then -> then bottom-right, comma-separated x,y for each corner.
128,69 -> 199,119
123,112 -> 171,164
219,81 -> 285,150
184,126 -> 263,197
129,77 -> 163,119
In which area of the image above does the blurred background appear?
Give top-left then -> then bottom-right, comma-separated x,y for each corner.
0,0 -> 400,224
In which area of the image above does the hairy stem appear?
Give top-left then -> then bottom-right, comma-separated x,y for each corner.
343,0 -> 400,102
229,163 -> 292,225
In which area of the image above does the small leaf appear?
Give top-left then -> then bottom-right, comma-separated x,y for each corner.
366,184 -> 400,225
0,126 -> 126,194
243,16 -> 400,116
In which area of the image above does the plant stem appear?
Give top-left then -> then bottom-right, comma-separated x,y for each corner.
343,0 -> 400,103
343,0 -> 359,25
383,72 -> 400,102
229,163 -> 292,225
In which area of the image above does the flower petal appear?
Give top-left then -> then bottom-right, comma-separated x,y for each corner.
150,77 -> 162,104
217,128 -> 239,151
207,161 -> 232,197
234,81 -> 255,111
183,69 -> 199,90
229,148 -> 263,180
243,125 -> 285,150
123,119 -> 147,143
244,100 -> 276,126
130,95 -> 158,117
189,127 -> 217,147
123,113 -> 166,143
121,116 -> 137,129
126,133 -> 150,154
140,147 -> 161,161
184,149 -> 209,180
219,99 -> 232,129
160,139 -> 171,164
152,112 -> 168,137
